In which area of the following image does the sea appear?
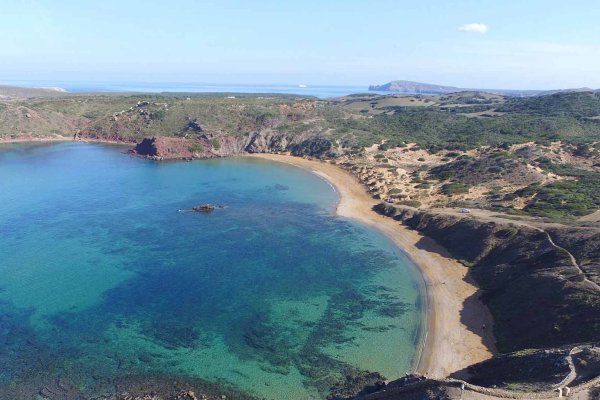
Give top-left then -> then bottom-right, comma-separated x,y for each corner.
0,142 -> 424,399
0,81 -> 389,99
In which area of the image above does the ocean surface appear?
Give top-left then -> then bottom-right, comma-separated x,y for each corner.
0,142 -> 424,399
0,81 -> 387,98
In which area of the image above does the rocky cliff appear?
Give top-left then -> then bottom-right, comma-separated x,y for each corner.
67,96 -> 343,160
130,131 -> 338,160
133,137 -> 215,160
352,203 -> 600,399
374,203 -> 600,353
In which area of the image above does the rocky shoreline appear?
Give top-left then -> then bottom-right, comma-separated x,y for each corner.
0,373 -> 259,400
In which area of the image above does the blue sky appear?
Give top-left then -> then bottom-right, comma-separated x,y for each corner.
1,0 -> 600,88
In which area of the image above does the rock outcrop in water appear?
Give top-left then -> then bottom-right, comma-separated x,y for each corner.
190,204 -> 215,212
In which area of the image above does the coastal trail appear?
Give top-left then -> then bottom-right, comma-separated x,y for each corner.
431,207 -> 600,292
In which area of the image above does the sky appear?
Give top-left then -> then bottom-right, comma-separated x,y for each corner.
1,0 -> 600,89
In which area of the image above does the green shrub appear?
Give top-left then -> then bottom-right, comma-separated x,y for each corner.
494,151 -> 515,159
435,170 -> 456,180
441,183 -> 470,195
518,172 -> 600,218
188,143 -> 205,153
149,110 -> 165,120
397,200 -> 421,208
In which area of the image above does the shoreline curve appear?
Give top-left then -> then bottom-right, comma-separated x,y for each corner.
250,153 -> 496,379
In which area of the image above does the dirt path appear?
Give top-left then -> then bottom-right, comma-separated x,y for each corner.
543,232 -> 600,292
432,207 -> 600,292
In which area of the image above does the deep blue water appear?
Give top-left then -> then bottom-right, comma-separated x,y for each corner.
0,142 -> 423,399
0,81 -> 386,98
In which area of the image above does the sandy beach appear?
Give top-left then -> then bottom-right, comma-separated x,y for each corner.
252,153 -> 496,379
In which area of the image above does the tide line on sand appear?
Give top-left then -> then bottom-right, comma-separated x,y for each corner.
249,153 -> 496,379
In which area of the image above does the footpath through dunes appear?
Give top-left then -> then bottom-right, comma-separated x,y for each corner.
250,153 -> 497,379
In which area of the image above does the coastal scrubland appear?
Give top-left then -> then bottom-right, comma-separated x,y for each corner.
3,88 -> 600,224
2,86 -> 600,398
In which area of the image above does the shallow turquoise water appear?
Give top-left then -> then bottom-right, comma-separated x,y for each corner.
0,142 -> 424,399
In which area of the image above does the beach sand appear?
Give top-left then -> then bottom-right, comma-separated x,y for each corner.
252,153 -> 496,379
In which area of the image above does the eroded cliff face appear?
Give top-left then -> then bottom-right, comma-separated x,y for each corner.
374,204 -> 600,354
130,131 -> 339,160
546,227 -> 600,286
71,96 -> 343,160
133,137 -> 215,160
243,131 -> 289,153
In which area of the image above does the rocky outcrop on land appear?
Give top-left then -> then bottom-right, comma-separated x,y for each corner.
467,345 -> 600,392
132,137 -> 214,160
243,133 -> 336,158
129,133 -> 337,160
243,131 -> 290,153
290,137 -> 335,158
345,345 -> 600,399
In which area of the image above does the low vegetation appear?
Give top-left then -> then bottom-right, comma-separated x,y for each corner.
2,88 -> 600,224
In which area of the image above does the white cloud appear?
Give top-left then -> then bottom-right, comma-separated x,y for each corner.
458,23 -> 489,34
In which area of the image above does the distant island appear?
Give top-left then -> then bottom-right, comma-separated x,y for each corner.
369,79 -> 597,97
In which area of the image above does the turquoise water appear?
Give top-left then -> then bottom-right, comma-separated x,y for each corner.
0,142 -> 424,399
